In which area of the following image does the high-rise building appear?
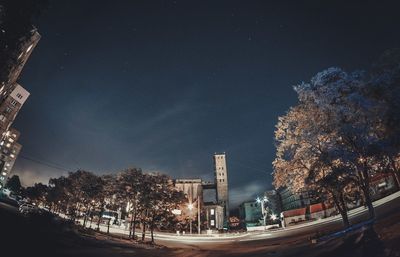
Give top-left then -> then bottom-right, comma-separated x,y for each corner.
0,128 -> 22,189
0,28 -> 38,142
214,153 -> 229,219
0,29 -> 40,92
0,84 -> 30,139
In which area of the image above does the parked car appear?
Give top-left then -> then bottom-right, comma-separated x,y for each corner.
19,203 -> 39,215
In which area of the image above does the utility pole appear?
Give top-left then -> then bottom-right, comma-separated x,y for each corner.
197,195 -> 201,234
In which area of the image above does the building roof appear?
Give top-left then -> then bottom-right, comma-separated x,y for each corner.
282,207 -> 306,217
309,203 -> 324,213
370,173 -> 392,183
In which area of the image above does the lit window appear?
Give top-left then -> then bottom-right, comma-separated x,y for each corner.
210,209 -> 215,215
1,172 -> 6,176
26,44 -> 33,53
10,99 -> 17,106
211,220 -> 215,226
10,154 -> 14,158
6,143 -> 10,148
0,176 -> 4,180
8,138 -> 14,143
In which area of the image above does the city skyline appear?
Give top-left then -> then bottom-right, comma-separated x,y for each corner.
10,0 -> 400,207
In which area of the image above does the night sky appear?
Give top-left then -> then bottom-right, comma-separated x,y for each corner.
12,0 -> 400,207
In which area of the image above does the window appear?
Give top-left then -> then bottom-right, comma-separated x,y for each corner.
5,107 -> 12,113
26,44 -> 33,53
210,209 -> 215,215
16,93 -> 23,99
10,99 -> 17,106
0,115 -> 5,122
210,220 -> 215,226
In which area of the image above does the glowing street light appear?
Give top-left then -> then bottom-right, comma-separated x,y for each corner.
270,214 -> 277,221
256,196 -> 269,227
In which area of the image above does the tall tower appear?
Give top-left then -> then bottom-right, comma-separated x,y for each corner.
214,153 -> 229,220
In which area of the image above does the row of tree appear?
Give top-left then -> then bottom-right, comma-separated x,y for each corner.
273,49 -> 400,227
23,168 -> 186,243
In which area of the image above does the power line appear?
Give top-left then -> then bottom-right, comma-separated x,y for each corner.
18,154 -> 73,173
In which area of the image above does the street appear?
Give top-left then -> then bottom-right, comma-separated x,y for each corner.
1,191 -> 400,257
79,191 -> 400,250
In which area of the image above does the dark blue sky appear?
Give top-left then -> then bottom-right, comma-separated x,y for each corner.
12,0 -> 400,206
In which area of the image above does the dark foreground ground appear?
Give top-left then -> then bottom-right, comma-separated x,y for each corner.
1,201 -> 399,257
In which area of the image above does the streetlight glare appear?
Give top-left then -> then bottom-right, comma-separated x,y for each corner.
271,214 -> 277,220
188,203 -> 194,210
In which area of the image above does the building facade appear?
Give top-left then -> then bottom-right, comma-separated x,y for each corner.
277,187 -> 317,211
238,200 -> 262,226
174,178 -> 203,202
264,189 -> 282,216
173,153 -> 231,231
0,128 -> 22,189
214,153 -> 229,219
204,204 -> 224,230
0,84 -> 30,140
0,29 -> 40,89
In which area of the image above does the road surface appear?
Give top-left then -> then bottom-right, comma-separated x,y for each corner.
78,191 -> 400,249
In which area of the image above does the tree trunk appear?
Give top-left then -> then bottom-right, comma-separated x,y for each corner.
107,218 -> 110,234
357,166 -> 375,219
361,168 -> 375,219
132,211 -> 137,239
129,212 -> 134,239
141,221 -> 146,241
391,168 -> 400,191
97,207 -> 103,231
83,205 -> 90,227
338,193 -> 350,228
332,192 -> 350,228
150,220 -> 154,244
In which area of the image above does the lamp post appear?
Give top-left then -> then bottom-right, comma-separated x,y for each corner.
256,196 -> 269,227
188,203 -> 193,234
197,197 -> 201,234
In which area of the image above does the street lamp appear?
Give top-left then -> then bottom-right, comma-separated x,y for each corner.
256,196 -> 269,227
188,203 -> 193,234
